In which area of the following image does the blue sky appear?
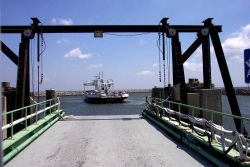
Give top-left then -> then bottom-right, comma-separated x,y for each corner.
1,0 -> 250,91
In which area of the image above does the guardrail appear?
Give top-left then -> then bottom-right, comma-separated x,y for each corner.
144,96 -> 250,165
2,97 -> 63,164
2,97 -> 60,137
149,96 -> 250,135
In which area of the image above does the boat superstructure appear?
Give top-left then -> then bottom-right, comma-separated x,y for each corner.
83,73 -> 129,103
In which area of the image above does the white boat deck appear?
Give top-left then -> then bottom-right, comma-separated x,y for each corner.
5,115 -> 213,167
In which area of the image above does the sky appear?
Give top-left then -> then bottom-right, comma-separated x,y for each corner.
0,0 -> 250,91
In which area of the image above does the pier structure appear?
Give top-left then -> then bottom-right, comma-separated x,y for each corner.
1,95 -> 250,166
142,96 -> 250,166
0,17 -> 244,132
1,18 -> 250,166
4,114 -> 213,167
1,96 -> 64,164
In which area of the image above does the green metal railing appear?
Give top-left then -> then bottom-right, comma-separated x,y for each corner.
148,96 -> 250,135
2,97 -> 60,138
144,96 -> 250,166
2,97 -> 63,164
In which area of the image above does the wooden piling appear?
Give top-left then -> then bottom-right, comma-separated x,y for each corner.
152,87 -> 172,107
46,90 -> 57,114
2,96 -> 7,139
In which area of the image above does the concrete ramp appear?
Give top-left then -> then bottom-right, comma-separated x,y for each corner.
5,115 -> 212,167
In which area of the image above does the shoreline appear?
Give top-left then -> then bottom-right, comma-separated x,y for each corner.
34,89 -> 152,97
32,88 -> 250,97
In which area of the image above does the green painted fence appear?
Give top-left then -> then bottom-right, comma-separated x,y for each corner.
1,97 -> 64,164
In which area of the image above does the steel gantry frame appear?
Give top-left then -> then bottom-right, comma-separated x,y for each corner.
0,17 -> 244,133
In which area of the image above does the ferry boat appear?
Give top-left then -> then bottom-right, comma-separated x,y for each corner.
83,73 -> 129,103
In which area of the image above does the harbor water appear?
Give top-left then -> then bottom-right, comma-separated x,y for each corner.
60,92 -> 148,116
57,93 -> 250,134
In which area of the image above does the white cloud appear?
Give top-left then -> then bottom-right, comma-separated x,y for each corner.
64,48 -> 92,60
87,64 -> 103,69
152,63 -> 158,67
183,24 -> 250,71
51,18 -> 73,25
222,24 -> 250,62
184,62 -> 202,71
57,39 -> 71,45
137,70 -> 153,76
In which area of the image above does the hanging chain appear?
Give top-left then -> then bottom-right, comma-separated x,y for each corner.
30,38 -> 35,98
158,32 -> 162,82
163,33 -> 166,88
165,36 -> 169,86
39,30 -> 45,84
163,59 -> 166,87
168,38 -> 171,85
39,34 -> 43,84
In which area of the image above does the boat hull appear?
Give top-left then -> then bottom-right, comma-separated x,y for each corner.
84,96 -> 128,104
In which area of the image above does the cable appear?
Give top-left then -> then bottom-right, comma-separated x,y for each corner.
166,37 -> 169,85
165,36 -> 169,87
158,22 -> 166,88
162,33 -> 166,88
163,58 -> 166,87
157,22 -> 165,83
32,38 -> 35,97
30,38 -> 35,99
104,32 -> 151,37
157,36 -> 164,55
157,32 -> 162,82
168,38 -> 171,85
39,34 -> 46,56
39,25 -> 46,84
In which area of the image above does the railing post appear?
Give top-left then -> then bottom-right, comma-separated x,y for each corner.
11,112 -> 13,139
58,98 -> 60,110
2,96 -> 7,139
43,102 -> 46,118
35,103 -> 38,124
50,100 -> 52,114
178,103 -> 181,125
240,119 -> 244,134
25,108 -> 27,129
46,89 -> 57,113
211,110 -> 214,122
192,107 -> 194,117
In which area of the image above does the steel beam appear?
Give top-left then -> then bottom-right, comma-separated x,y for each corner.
0,40 -> 18,65
0,25 -> 222,34
172,33 -> 186,104
181,37 -> 202,64
37,33 -> 40,104
202,35 -> 211,89
172,35 -> 178,86
210,31 -> 243,133
15,35 -> 30,110
3,110 -> 64,164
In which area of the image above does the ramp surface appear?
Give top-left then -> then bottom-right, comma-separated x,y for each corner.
5,115 -> 213,167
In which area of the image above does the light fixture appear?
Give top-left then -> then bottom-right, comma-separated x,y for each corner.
94,30 -> 103,38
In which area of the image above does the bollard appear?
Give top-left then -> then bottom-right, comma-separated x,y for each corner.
1,82 -> 10,89
1,82 -> 17,136
46,89 -> 57,115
